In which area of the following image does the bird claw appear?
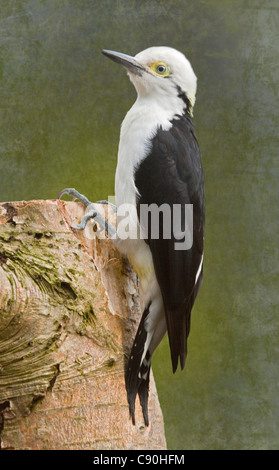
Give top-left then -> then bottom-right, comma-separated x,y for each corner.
69,210 -> 98,231
58,188 -> 116,238
58,188 -> 92,207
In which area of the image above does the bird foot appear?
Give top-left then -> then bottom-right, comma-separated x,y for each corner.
58,188 -> 116,238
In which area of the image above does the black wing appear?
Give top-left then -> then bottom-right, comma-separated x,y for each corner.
134,113 -> 205,372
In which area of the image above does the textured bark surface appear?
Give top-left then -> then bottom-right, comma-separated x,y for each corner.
0,199 -> 166,450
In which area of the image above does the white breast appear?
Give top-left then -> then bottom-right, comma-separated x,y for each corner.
115,94 -> 184,209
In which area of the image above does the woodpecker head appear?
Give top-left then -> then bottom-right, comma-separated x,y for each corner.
102,46 -> 197,113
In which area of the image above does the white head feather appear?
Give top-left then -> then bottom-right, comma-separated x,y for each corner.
130,46 -> 197,108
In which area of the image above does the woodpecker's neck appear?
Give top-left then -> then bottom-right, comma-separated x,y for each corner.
128,67 -> 195,119
146,85 -> 192,112
175,86 -> 194,117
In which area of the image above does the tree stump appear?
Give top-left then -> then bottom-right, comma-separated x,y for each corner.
0,199 -> 166,450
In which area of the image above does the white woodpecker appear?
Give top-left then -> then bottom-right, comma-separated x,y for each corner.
59,46 -> 205,427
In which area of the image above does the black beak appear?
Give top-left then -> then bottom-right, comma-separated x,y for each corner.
102,49 -> 145,76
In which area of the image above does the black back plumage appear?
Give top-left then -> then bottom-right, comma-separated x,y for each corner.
134,111 -> 205,372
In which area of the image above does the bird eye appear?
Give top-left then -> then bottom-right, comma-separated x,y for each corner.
156,64 -> 166,74
150,61 -> 170,77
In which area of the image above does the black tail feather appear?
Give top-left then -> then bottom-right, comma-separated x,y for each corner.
167,270 -> 204,373
138,367 -> 150,426
166,302 -> 189,374
125,303 -> 151,426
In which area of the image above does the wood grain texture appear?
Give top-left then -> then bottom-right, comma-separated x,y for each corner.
0,199 -> 166,450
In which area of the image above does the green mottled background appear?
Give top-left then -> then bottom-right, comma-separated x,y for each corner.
1,0 -> 279,450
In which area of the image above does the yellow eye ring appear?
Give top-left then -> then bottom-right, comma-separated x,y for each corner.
150,61 -> 170,77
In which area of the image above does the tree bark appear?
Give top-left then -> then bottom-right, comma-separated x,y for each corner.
0,199 -> 166,450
